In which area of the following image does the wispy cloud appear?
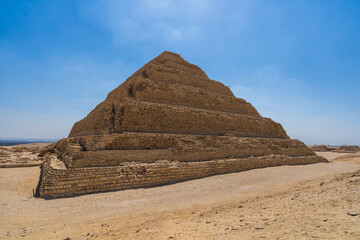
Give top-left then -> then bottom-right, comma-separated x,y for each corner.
230,66 -> 360,145
230,84 -> 252,97
0,49 -> 130,138
230,65 -> 302,102
87,0 -> 217,44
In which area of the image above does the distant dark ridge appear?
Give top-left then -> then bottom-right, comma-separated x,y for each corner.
0,139 -> 58,146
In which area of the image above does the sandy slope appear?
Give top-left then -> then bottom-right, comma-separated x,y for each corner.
0,152 -> 359,239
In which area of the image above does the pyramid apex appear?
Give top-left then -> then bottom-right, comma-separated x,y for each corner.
159,50 -> 181,57
152,51 -> 184,62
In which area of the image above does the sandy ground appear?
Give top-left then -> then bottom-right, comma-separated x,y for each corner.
0,152 -> 360,239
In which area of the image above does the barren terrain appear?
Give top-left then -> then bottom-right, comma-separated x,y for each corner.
0,150 -> 359,239
0,143 -> 50,168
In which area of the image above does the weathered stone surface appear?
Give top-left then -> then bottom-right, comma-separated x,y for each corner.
38,155 -> 326,198
55,133 -> 314,168
340,145 -> 360,153
68,51 -> 286,138
37,51 -> 327,198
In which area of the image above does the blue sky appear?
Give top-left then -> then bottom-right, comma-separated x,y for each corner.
0,0 -> 359,145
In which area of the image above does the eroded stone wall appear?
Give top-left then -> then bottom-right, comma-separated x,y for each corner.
38,154 -> 327,198
131,78 -> 260,116
69,100 -> 288,138
55,133 -> 313,168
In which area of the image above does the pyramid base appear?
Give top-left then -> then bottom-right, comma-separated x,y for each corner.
38,154 -> 327,199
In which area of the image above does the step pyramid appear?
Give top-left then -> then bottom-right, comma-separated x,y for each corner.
38,51 -> 327,198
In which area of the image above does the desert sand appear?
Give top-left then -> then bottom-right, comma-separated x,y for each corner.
1,150 -> 359,239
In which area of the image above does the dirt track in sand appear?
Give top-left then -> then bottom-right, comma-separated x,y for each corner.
0,152 -> 360,239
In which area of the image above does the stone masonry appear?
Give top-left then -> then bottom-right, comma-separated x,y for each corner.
37,51 -> 327,198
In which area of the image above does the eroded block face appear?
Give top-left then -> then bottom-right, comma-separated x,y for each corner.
55,133 -> 314,168
68,51 -> 287,138
37,51 -> 327,198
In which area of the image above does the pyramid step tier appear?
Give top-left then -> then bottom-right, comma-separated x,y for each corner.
142,62 -> 233,96
56,133 -> 314,168
69,100 -> 288,138
129,77 -> 260,116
